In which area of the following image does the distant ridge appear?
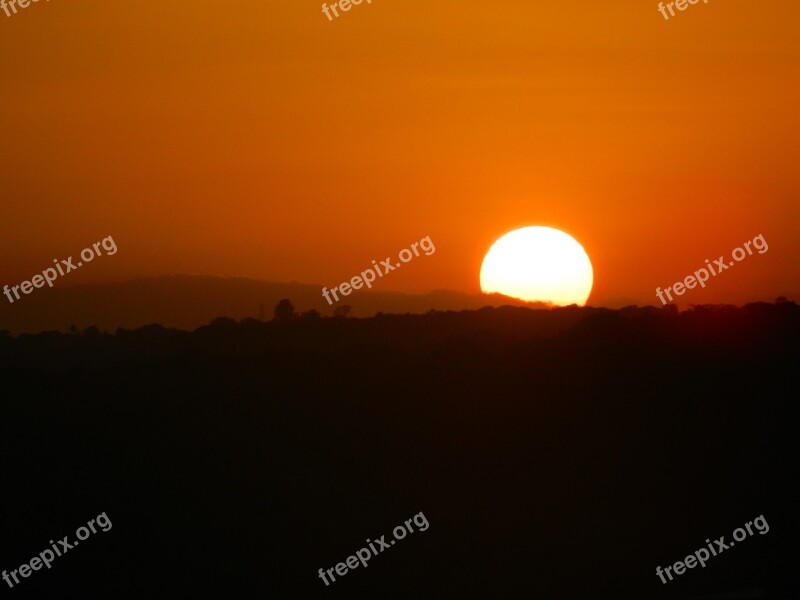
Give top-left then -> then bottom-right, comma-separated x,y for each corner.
0,274 -> 550,334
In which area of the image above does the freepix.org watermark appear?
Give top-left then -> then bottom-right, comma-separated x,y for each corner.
322,0 -> 373,22
2,512 -> 112,589
1,0 -> 50,19
655,234 -> 768,305
657,0 -> 710,21
3,236 -> 117,305
322,236 -> 435,306
317,512 -> 429,586
655,515 -> 769,584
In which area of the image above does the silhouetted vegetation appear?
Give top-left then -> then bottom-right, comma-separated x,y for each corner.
1,303 -> 798,598
273,298 -> 297,320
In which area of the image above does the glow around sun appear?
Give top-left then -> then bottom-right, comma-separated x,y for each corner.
480,226 -> 594,306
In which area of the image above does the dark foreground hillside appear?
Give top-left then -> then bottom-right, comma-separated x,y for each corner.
1,303 -> 799,599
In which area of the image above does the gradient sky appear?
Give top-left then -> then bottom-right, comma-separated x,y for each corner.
1,0 -> 798,307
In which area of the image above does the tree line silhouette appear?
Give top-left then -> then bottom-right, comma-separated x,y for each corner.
1,301 -> 798,598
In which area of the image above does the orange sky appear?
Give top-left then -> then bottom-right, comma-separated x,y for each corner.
1,0 -> 798,307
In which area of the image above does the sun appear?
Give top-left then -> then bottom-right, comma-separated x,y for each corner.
480,226 -> 593,306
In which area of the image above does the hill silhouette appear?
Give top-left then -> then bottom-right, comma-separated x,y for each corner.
1,303 -> 798,598
0,274 -> 549,335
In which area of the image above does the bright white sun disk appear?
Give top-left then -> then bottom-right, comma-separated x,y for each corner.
480,226 -> 593,306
